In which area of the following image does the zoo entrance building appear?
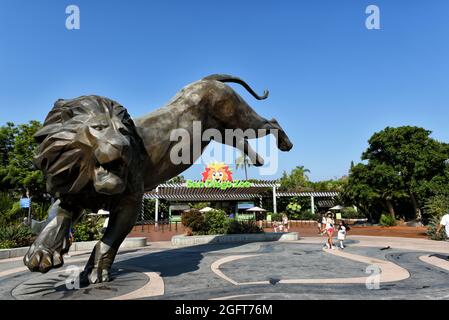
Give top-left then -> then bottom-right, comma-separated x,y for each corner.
138,180 -> 339,224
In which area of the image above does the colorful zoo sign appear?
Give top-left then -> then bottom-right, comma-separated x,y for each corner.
201,162 -> 233,182
186,162 -> 253,190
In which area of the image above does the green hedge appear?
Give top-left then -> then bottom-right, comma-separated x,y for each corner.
181,209 -> 262,235
73,216 -> 104,242
0,224 -> 34,248
380,214 -> 396,227
427,216 -> 448,241
225,219 -> 262,234
340,207 -> 365,219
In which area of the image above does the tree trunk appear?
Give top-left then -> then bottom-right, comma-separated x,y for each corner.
386,200 -> 396,219
244,159 -> 248,180
410,193 -> 422,222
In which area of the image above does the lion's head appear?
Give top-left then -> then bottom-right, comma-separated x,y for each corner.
201,162 -> 233,182
34,95 -> 143,197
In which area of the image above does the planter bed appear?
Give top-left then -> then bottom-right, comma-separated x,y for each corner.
0,236 -> 147,260
172,232 -> 299,247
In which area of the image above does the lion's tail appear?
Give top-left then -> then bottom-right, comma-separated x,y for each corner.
203,74 -> 269,100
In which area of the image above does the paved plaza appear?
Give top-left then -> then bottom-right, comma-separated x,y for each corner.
1,236 -> 449,300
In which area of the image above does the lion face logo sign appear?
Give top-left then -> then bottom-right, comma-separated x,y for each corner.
201,162 -> 233,182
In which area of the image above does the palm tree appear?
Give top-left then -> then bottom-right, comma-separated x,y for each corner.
167,175 -> 185,183
235,153 -> 253,180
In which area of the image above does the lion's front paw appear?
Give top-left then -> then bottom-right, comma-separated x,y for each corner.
80,268 -> 111,284
23,244 -> 64,273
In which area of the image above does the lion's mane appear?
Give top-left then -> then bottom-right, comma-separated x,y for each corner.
34,95 -> 142,196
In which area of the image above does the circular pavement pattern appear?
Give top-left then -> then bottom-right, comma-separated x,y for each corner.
1,237 -> 449,300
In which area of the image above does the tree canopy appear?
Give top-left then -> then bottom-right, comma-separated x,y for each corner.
279,165 -> 346,192
0,121 -> 44,197
279,166 -> 311,191
343,126 -> 449,221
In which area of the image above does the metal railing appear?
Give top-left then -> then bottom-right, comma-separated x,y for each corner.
135,219 -> 182,232
260,220 -> 318,229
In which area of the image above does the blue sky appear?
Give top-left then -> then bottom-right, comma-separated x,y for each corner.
1,0 -> 448,181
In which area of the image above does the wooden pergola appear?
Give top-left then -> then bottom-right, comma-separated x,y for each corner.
142,181 -> 339,223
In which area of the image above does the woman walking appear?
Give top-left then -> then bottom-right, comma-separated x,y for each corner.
317,213 -> 326,235
324,212 -> 335,249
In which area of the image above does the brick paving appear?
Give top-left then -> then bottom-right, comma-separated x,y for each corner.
129,222 -> 428,241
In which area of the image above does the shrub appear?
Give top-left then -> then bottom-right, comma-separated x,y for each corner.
225,219 -> 262,234
301,210 -> 316,221
73,216 -> 104,242
380,214 -> 396,227
0,224 -> 34,248
0,201 -> 23,227
341,207 -> 365,219
0,192 -> 14,215
289,212 -> 301,220
204,209 -> 227,235
182,209 -> 265,236
31,202 -> 51,221
287,210 -> 316,221
189,202 -> 211,210
286,201 -> 302,215
271,213 -> 283,222
427,215 -> 448,241
225,219 -> 245,234
0,240 -> 16,249
181,209 -> 206,234
143,198 -> 169,221
424,195 -> 449,219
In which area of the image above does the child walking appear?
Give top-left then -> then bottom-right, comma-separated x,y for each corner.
337,221 -> 350,249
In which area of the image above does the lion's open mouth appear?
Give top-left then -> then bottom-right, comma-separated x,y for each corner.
93,158 -> 127,194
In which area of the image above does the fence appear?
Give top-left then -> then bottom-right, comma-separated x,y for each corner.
260,219 -> 317,229
135,218 -> 183,232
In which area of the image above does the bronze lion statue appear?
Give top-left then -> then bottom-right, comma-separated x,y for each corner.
24,74 -> 293,284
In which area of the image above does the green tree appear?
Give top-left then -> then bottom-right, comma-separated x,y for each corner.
0,123 -> 18,190
342,163 -> 381,221
362,126 -> 449,221
424,195 -> 449,219
142,198 -> 169,221
310,177 -> 347,192
343,126 -> 449,222
279,166 -> 311,191
286,200 -> 302,219
1,121 -> 44,197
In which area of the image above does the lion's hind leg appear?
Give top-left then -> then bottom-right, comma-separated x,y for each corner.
81,194 -> 142,284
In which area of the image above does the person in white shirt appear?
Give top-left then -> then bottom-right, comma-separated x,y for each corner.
321,216 -> 327,235
282,214 -> 289,232
324,212 -> 335,249
337,221 -> 350,249
436,213 -> 449,239
316,213 -> 326,235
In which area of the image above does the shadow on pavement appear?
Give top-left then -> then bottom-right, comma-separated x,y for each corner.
430,254 -> 449,260
114,234 -> 288,277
